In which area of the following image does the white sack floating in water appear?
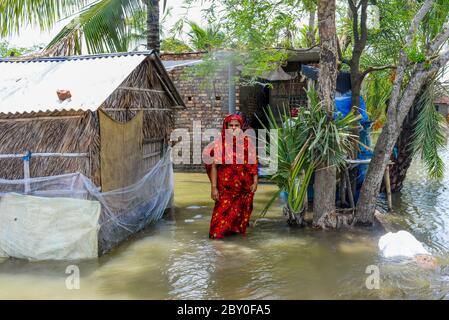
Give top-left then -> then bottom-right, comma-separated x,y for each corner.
378,230 -> 430,258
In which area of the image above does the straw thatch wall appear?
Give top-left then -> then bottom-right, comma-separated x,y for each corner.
102,58 -> 175,142
0,110 -> 101,185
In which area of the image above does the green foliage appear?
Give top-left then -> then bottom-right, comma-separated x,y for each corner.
296,24 -> 318,48
184,0 -> 314,87
362,69 -> 392,125
410,72 -> 448,179
186,21 -> 225,51
258,87 -> 361,213
405,36 -> 426,63
161,37 -> 192,53
0,40 -> 42,57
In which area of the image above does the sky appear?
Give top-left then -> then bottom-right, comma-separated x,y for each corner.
5,0 -> 211,49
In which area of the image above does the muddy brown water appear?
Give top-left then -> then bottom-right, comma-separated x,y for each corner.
1,153 -> 449,299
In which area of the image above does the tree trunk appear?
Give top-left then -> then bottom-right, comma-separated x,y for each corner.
313,166 -> 337,228
307,7 -> 316,46
354,122 -> 397,225
356,65 -> 443,224
283,204 -> 306,227
387,104 -> 419,192
350,72 -> 361,110
313,0 -> 338,228
147,0 -> 160,54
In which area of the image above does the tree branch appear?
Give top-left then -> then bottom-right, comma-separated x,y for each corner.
360,0 -> 368,45
337,36 -> 343,63
361,65 -> 397,78
389,0 -> 435,121
429,49 -> 449,72
405,0 -> 435,47
428,17 -> 449,55
348,0 -> 359,42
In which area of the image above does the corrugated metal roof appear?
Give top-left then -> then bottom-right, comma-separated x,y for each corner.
435,94 -> 449,105
162,59 -> 203,70
0,52 -> 151,114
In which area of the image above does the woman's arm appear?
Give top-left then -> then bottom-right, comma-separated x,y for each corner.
250,174 -> 258,193
211,163 -> 219,201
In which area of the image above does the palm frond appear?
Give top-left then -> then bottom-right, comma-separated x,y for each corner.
410,70 -> 448,179
45,0 -> 145,54
0,0 -> 90,37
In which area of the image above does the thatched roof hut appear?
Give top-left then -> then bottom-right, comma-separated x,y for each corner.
0,51 -> 185,191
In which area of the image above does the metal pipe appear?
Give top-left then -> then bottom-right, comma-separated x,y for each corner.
228,60 -> 236,114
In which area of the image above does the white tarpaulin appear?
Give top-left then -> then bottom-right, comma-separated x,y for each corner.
0,193 -> 101,260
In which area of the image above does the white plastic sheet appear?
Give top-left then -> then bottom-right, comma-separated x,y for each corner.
0,148 -> 173,260
0,193 -> 101,260
378,230 -> 430,258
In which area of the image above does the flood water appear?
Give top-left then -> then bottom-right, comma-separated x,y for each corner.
1,150 -> 449,299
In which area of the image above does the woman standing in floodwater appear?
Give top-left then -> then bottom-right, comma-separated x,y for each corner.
203,114 -> 258,239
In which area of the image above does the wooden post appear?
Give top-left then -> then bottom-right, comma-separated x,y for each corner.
339,172 -> 347,207
384,164 -> 393,211
344,168 -> 355,209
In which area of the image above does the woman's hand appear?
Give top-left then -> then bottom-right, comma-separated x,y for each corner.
211,186 -> 220,201
250,175 -> 258,193
250,182 -> 258,193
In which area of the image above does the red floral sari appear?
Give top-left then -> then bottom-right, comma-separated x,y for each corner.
203,114 -> 258,239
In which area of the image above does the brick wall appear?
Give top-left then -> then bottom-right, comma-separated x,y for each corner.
162,52 -> 242,171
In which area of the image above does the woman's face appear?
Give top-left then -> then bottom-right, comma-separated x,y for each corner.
227,119 -> 241,136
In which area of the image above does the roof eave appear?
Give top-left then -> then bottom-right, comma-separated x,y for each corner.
148,53 -> 186,109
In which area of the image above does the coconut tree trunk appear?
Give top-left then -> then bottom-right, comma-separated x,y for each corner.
147,0 -> 160,54
313,0 -> 338,228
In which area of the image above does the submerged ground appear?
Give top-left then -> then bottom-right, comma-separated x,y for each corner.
1,151 -> 449,299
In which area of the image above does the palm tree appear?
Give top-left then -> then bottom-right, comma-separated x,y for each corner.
186,21 -> 225,51
0,0 -> 165,55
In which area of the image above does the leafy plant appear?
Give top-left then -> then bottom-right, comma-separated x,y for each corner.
256,87 -> 361,224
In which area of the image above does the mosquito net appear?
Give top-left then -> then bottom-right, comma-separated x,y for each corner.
0,148 -> 174,261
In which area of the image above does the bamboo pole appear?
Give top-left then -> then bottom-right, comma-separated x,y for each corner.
117,86 -> 167,94
0,115 -> 83,122
0,152 -> 89,159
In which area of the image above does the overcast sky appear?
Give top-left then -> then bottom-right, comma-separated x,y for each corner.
5,0 -> 210,48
